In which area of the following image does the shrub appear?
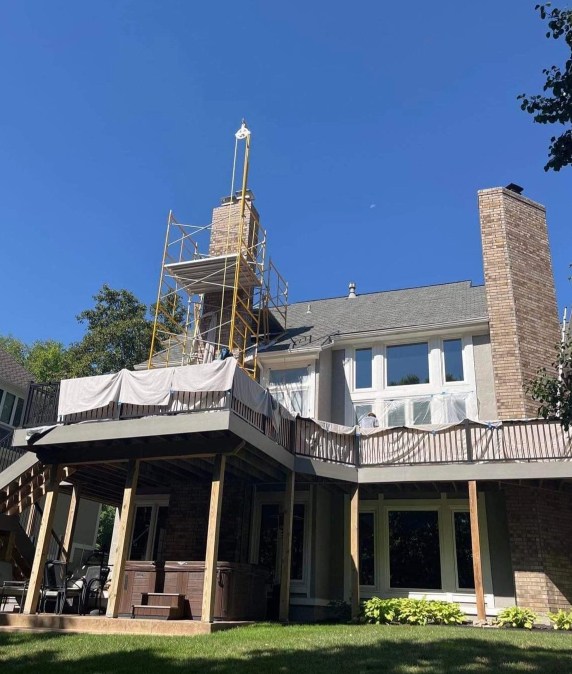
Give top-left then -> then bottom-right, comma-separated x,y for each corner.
362,597 -> 465,626
496,606 -> 537,629
548,609 -> 572,630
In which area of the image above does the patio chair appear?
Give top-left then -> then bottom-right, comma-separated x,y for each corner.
0,560 -> 28,613
40,560 -> 81,614
80,564 -> 110,615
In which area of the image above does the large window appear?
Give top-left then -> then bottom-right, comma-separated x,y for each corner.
255,500 -> 307,584
388,510 -> 441,589
444,339 -> 464,382
268,367 -> 310,417
129,500 -> 169,562
355,348 -> 373,389
386,343 -> 429,386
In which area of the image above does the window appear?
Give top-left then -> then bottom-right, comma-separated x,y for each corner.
256,502 -> 307,583
12,398 -> 24,427
453,511 -> 474,589
386,343 -> 429,386
359,512 -> 376,586
444,339 -> 464,382
0,393 -> 16,425
355,348 -> 373,389
355,403 -> 373,424
384,398 -> 431,427
388,510 -> 441,589
412,399 -> 432,425
129,500 -> 169,562
387,403 -> 406,427
268,367 -> 310,417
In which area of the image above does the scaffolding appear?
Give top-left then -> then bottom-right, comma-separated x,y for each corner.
148,122 -> 288,379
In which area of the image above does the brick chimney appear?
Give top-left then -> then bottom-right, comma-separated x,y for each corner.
199,191 -> 260,357
478,185 -> 560,419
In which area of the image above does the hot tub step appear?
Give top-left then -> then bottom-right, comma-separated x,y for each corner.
131,604 -> 183,620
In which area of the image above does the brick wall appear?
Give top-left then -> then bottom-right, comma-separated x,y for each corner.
504,484 -> 572,612
478,188 -> 559,419
163,477 -> 252,563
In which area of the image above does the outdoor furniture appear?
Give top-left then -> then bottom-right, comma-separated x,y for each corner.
0,560 -> 28,613
80,564 -> 110,615
40,560 -> 81,614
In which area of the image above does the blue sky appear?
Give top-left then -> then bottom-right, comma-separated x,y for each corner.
1,1 -> 570,345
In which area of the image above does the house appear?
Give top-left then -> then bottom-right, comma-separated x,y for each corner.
0,348 -> 101,589
2,171 -> 571,632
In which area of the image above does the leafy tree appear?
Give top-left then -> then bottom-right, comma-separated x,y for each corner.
0,334 -> 70,382
96,504 -> 116,552
68,284 -> 153,376
518,4 -> 572,171
528,330 -> 572,429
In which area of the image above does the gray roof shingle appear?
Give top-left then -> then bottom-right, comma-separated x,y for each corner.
0,348 -> 33,393
262,281 -> 488,353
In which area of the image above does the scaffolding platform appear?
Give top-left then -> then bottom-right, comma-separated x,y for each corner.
165,254 -> 261,294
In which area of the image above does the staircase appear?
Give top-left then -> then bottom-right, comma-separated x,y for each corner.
131,593 -> 185,620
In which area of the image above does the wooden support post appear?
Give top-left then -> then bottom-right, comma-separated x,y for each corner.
106,460 -> 140,618
350,483 -> 360,620
469,480 -> 486,622
23,465 -> 63,615
201,454 -> 226,623
61,484 -> 81,562
279,470 -> 295,622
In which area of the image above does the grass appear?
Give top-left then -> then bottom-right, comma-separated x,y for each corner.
1,623 -> 572,673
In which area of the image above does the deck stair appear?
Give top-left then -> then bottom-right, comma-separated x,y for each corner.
131,593 -> 185,620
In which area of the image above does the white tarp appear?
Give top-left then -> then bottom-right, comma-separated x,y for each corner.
59,372 -> 123,417
57,358 -> 238,418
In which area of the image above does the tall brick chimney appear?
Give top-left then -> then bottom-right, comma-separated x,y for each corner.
478,185 -> 560,419
199,191 -> 259,357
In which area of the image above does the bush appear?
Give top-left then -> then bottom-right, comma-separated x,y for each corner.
496,606 -> 537,629
362,597 -> 465,626
548,609 -> 572,630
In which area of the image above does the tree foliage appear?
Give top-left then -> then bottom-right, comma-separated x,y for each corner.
96,504 -> 116,552
68,284 -> 153,376
518,4 -> 572,171
528,331 -> 572,430
0,335 -> 71,382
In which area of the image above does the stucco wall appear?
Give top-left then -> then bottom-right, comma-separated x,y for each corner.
472,334 -> 498,421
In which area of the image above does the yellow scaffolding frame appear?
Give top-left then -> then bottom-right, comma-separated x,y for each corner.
148,122 -> 288,379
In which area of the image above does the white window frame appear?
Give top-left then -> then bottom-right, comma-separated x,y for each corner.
250,490 -> 312,594
0,388 -> 23,428
129,495 -> 170,561
356,497 -> 493,605
263,363 -> 316,418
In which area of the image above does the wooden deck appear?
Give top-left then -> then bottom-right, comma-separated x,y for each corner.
0,612 -> 252,636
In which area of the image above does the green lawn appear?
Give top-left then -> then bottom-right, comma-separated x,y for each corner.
1,623 -> 572,674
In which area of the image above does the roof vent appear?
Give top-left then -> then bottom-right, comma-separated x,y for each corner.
505,183 -> 524,195
348,282 -> 357,299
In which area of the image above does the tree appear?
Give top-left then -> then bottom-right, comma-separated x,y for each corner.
0,334 -> 70,382
528,330 -> 572,429
68,284 -> 153,376
518,4 -> 572,171
96,504 -> 116,552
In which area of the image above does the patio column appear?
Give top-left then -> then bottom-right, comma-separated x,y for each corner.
349,483 -> 360,620
468,480 -> 486,621
23,464 -> 64,615
61,484 -> 81,562
106,459 -> 140,618
279,470 -> 295,623
201,453 -> 226,623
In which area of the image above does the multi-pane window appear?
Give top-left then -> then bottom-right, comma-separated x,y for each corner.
129,502 -> 169,562
386,343 -> 429,386
444,339 -> 464,382
412,399 -> 432,424
268,367 -> 310,417
355,348 -> 373,389
388,510 -> 442,589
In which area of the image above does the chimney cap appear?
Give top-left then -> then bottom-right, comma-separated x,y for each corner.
348,282 -> 357,299
221,189 -> 256,205
505,183 -> 524,195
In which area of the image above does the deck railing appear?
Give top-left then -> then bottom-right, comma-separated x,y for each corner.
0,431 -> 27,474
20,381 -> 572,468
